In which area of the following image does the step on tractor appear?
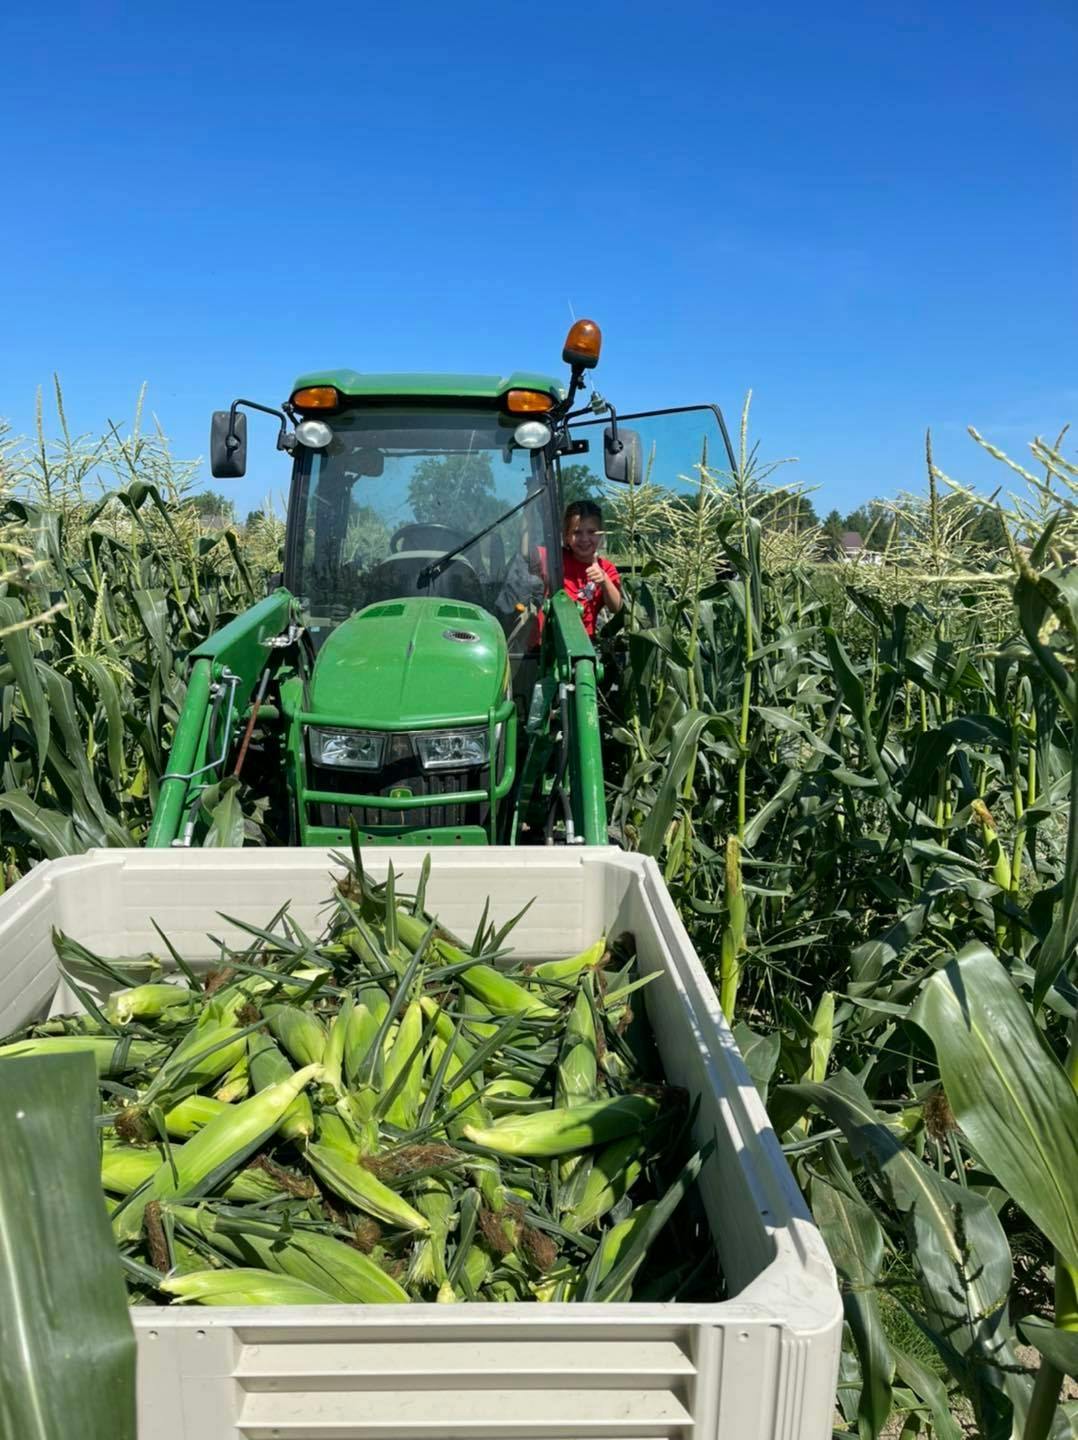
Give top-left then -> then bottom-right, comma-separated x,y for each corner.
146,322 -> 736,850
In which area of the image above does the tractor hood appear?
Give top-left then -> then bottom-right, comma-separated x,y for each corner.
307,598 -> 508,728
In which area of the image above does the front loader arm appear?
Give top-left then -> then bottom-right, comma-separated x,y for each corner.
146,590 -> 296,847
548,591 -> 608,845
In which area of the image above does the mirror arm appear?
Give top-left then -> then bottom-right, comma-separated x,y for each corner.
605,402 -> 621,454
228,399 -> 296,455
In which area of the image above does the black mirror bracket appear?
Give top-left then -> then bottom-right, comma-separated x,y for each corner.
557,390 -> 611,455
230,399 -> 295,455
211,399 -> 297,478
592,394 -> 621,454
220,400 -> 295,455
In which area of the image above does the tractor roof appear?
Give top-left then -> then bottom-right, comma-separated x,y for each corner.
290,370 -> 566,404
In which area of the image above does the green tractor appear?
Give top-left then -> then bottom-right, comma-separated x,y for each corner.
146,322 -> 735,849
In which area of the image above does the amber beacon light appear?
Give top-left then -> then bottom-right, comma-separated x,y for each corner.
562,319 -> 602,369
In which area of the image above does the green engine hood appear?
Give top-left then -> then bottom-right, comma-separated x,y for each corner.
308,598 -> 508,727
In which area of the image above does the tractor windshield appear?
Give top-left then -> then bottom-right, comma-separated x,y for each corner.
286,408 -> 556,643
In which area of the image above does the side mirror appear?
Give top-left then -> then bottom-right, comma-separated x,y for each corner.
604,425 -> 642,485
210,411 -> 247,478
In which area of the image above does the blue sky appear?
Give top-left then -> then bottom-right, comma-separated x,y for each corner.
2,0 -> 1074,519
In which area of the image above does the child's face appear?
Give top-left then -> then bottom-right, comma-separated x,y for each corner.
565,516 -> 603,563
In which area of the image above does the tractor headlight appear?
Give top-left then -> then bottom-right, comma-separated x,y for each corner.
309,728 -> 385,770
414,728 -> 488,770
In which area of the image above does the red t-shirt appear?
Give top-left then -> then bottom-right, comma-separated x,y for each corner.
561,549 -> 621,636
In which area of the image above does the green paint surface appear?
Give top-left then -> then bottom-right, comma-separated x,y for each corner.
307,597 -> 507,726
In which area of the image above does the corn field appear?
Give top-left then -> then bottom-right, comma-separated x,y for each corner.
1,385 -> 1077,1437
598,405 -> 1078,1440
0,385 -> 284,870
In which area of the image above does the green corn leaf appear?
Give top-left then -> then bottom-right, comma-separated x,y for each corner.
131,588 -> 173,673
73,656 -> 127,790
787,1071 -> 1019,1373
637,709 -> 710,857
41,665 -> 111,831
1017,1316 -> 1078,1379
892,1352 -> 962,1440
910,943 -> 1078,1271
0,1052 -> 136,1439
202,779 -> 245,848
0,791 -> 79,858
0,597 -> 51,771
731,1021 -> 780,1099
811,1175 -> 893,1440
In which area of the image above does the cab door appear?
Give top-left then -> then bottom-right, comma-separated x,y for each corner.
566,403 -> 738,498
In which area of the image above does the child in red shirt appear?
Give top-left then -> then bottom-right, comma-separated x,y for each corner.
562,501 -> 622,637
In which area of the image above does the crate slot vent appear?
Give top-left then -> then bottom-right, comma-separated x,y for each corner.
236,1337 -> 695,1437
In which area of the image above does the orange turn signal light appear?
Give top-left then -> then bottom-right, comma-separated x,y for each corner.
562,318 -> 602,369
291,386 -> 341,411
505,389 -> 555,414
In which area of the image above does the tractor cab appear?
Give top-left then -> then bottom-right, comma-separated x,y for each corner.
147,323 -> 734,851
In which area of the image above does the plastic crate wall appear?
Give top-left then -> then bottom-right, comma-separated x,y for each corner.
0,847 -> 842,1440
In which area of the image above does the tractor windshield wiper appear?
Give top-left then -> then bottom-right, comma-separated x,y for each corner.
416,485 -> 548,589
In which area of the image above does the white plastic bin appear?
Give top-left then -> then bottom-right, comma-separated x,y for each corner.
0,847 -> 841,1440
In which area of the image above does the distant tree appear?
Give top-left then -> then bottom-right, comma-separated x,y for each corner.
823,508 -> 844,538
558,463 -> 604,508
842,506 -> 870,537
245,508 -> 265,531
189,490 -> 234,520
843,502 -> 894,549
408,454 -> 501,530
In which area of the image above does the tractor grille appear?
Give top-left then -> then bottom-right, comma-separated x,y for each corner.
308,739 -> 489,832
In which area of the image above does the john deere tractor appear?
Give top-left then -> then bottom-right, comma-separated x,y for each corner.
146,322 -> 735,849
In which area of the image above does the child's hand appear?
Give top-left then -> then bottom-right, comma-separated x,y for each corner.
586,561 -> 605,585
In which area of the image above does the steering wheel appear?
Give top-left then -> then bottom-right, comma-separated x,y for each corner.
389,522 -> 469,554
